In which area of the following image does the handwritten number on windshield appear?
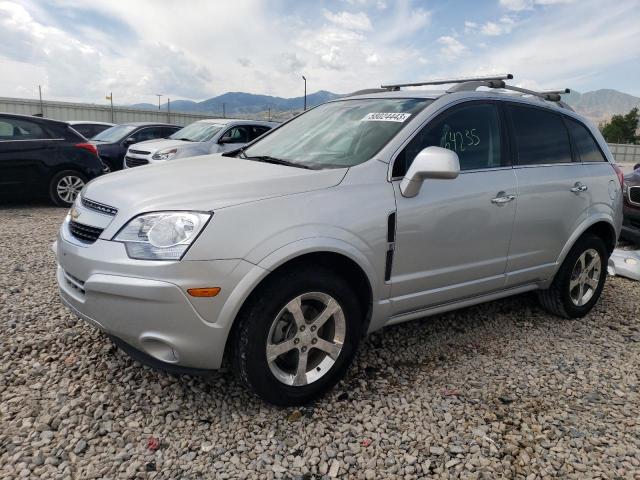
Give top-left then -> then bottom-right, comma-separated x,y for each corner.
444,129 -> 480,152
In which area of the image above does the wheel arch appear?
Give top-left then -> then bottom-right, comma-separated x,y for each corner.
555,217 -> 617,269
220,240 -> 378,365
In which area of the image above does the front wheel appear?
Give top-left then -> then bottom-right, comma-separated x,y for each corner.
233,266 -> 362,405
49,170 -> 86,207
538,233 -> 608,318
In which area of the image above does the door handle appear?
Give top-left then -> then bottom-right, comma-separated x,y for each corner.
491,193 -> 516,204
570,182 -> 588,193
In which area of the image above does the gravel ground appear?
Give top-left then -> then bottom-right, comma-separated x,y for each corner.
1,204 -> 640,480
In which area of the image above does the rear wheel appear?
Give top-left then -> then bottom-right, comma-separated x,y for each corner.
538,234 -> 608,318
49,170 -> 86,207
233,266 -> 362,405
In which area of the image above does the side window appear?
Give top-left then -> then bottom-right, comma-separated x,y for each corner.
0,118 -> 48,140
162,126 -> 179,137
221,127 -> 249,143
247,126 -> 270,141
393,103 -> 501,177
509,105 -> 572,165
131,127 -> 161,143
565,118 -> 607,163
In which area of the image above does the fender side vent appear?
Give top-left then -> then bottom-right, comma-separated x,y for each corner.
384,249 -> 394,282
387,212 -> 396,242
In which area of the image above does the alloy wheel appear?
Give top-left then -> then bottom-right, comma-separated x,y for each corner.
266,292 -> 346,386
569,248 -> 601,307
56,175 -> 84,204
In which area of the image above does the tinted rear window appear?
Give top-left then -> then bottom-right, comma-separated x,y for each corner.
565,118 -> 607,163
509,105 -> 572,165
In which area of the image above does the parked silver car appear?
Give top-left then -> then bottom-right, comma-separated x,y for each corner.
55,75 -> 623,405
123,119 -> 277,168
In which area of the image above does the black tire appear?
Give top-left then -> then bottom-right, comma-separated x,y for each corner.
538,233 -> 608,318
49,170 -> 87,207
233,265 -> 363,406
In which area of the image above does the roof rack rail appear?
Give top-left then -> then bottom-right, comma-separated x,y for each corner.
381,74 -> 513,91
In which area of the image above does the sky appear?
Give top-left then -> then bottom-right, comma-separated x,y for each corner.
0,0 -> 639,105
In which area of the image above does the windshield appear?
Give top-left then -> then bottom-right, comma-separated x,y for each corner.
243,98 -> 430,169
93,124 -> 137,142
169,122 -> 224,142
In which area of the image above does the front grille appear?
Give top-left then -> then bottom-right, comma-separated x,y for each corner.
69,220 -> 104,244
129,149 -> 151,155
629,186 -> 640,205
63,269 -> 86,295
125,156 -> 149,168
81,197 -> 117,216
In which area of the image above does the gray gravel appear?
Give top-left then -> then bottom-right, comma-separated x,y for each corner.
2,205 -> 640,479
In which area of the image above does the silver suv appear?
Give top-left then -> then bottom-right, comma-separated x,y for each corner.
123,119 -> 277,168
55,75 -> 623,405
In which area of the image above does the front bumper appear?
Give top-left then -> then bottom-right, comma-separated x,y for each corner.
55,227 -> 260,370
622,204 -> 640,245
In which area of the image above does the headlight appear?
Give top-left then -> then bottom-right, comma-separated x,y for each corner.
114,211 -> 211,260
152,148 -> 178,161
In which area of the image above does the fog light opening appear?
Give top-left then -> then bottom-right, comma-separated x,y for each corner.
140,337 -> 179,363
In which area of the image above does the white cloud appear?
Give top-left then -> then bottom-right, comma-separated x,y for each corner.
481,16 -> 516,36
464,20 -> 478,33
437,36 -> 468,58
366,53 -> 379,65
323,10 -> 372,31
500,0 -> 575,11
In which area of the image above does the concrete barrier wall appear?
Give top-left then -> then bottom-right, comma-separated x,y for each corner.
0,96 -> 257,126
609,143 -> 640,166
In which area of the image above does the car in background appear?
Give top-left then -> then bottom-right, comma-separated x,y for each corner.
0,113 -> 103,207
123,119 -> 277,168
622,163 -> 640,245
91,122 -> 180,172
67,121 -> 114,139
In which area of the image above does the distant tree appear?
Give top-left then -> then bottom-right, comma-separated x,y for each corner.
600,107 -> 639,144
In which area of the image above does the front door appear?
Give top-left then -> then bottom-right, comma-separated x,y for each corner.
389,101 -> 517,316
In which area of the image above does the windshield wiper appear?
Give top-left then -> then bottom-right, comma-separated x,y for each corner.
175,137 -> 194,142
245,155 -> 314,169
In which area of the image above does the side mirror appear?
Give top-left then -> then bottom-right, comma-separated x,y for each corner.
218,136 -> 231,144
634,163 -> 640,171
399,146 -> 460,198
124,136 -> 136,145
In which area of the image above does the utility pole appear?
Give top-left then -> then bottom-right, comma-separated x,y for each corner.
155,94 -> 163,110
38,85 -> 44,117
302,75 -> 307,111
167,98 -> 171,123
223,103 -> 226,118
268,106 -> 271,122
106,92 -> 114,123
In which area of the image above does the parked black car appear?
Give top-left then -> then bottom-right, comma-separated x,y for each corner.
68,121 -> 114,139
91,122 -> 180,172
622,163 -> 640,245
0,113 -> 104,207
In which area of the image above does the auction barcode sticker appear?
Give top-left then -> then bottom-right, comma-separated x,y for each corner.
361,112 -> 412,122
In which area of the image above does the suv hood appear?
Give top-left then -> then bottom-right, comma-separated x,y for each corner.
83,154 -> 347,219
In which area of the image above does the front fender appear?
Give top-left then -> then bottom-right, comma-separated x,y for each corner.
214,237 -> 386,344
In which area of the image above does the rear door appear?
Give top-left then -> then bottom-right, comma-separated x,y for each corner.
0,117 -> 57,195
390,101 -> 518,315
505,103 -> 589,286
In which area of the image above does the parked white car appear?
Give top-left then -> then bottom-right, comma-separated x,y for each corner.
123,119 -> 277,168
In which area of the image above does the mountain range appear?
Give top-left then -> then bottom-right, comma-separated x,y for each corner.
130,88 -> 640,125
131,90 -> 340,116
